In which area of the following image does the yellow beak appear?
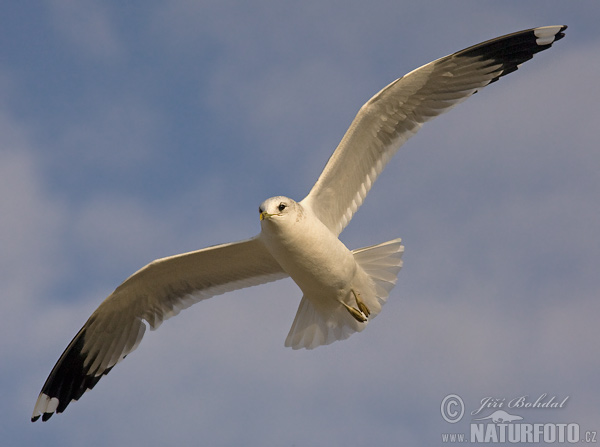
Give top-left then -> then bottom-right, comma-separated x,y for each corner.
259,211 -> 270,221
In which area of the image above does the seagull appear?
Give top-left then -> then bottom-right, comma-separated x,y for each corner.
32,25 -> 567,422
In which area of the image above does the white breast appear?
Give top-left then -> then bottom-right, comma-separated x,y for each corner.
259,202 -> 357,297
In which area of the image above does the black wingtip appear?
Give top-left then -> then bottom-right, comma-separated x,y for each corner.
556,25 -> 568,38
31,322 -> 113,422
452,25 -> 567,86
41,412 -> 53,422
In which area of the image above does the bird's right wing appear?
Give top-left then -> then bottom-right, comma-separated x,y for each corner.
32,236 -> 287,422
301,26 -> 567,236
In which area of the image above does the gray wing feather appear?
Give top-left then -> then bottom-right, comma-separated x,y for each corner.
32,237 -> 286,421
302,26 -> 566,235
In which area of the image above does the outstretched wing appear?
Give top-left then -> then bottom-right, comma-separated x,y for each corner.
301,26 -> 567,235
32,237 -> 286,422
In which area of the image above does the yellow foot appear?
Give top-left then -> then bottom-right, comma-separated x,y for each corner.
341,302 -> 368,323
340,289 -> 370,323
351,289 -> 370,318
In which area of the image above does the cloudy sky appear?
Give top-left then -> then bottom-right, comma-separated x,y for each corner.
2,1 -> 598,446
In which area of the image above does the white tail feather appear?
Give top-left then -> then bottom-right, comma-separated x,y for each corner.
284,238 -> 404,349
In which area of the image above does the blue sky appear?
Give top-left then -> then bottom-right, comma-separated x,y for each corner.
2,1 -> 599,446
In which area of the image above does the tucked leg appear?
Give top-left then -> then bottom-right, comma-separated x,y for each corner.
340,302 -> 368,323
340,289 -> 370,323
351,289 -> 370,317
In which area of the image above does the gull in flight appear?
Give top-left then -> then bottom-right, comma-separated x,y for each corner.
32,25 -> 566,422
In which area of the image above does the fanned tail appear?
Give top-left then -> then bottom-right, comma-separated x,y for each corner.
284,238 -> 404,349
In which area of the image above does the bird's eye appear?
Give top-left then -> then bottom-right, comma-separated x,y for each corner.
278,203 -> 287,212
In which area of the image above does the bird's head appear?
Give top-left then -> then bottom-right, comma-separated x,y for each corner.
258,196 -> 300,224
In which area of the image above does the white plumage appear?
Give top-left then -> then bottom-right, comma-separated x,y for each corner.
32,25 -> 566,422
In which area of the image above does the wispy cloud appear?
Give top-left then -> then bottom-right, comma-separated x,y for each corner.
2,3 -> 598,446
45,0 -> 123,60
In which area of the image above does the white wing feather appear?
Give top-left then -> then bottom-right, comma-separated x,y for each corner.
32,25 -> 566,423
32,237 -> 286,421
302,26 -> 567,235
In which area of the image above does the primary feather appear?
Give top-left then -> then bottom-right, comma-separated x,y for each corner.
302,26 -> 567,235
32,25 -> 566,422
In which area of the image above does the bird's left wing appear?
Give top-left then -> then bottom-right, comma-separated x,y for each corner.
301,26 -> 567,235
32,237 -> 286,422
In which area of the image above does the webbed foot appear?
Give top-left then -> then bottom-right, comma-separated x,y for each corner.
340,289 -> 370,323
341,302 -> 368,323
351,289 -> 370,317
